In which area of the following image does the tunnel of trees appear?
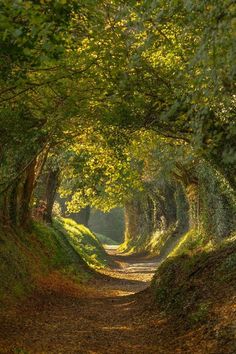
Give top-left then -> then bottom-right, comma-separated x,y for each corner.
0,1 -> 235,353
0,0 -> 235,236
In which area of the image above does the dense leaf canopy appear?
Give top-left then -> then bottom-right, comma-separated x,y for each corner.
0,0 -> 235,217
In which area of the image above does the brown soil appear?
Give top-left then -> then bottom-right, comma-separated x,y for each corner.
0,246 -> 235,354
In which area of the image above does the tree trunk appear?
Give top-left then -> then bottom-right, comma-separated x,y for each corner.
19,159 -> 37,226
124,199 -> 143,244
123,181 -> 181,250
186,182 -> 200,230
43,168 -> 60,224
0,158 -> 37,227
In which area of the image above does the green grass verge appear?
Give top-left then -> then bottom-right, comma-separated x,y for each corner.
152,230 -> 236,326
119,224 -> 180,256
0,217 -> 109,306
95,232 -> 118,245
53,217 -> 110,269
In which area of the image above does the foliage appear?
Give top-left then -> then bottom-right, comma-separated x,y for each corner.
0,0 -> 108,197
0,1 -> 235,319
197,163 -> 236,238
1,0 -> 235,225
57,127 -> 143,212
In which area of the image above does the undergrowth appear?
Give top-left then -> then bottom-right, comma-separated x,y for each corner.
119,223 -> 181,257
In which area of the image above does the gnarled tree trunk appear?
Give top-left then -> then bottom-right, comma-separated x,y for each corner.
0,158 -> 37,227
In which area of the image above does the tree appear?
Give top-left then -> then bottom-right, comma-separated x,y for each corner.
0,0 -> 235,233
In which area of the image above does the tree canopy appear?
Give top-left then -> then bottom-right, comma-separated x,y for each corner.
0,0 -> 235,227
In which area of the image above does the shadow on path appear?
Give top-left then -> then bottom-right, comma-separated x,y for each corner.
0,245 -> 170,354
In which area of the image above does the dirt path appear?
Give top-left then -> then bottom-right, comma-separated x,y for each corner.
0,246 -> 174,354
0,246 -> 216,354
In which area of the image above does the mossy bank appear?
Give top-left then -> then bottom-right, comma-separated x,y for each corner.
0,218 -> 110,306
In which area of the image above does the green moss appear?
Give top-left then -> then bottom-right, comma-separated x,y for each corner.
119,224 -> 180,256
168,229 -> 210,258
95,232 -> 118,245
53,217 -> 110,269
119,232 -> 148,255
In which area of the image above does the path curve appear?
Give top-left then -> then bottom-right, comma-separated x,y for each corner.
0,246 -> 172,354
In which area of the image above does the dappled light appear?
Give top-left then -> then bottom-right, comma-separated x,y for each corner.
0,0 -> 235,353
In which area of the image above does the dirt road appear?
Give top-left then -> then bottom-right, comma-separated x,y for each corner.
0,246 -> 173,353
0,246 -> 217,354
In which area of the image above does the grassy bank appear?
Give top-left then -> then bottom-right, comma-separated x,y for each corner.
0,218 -> 109,306
151,231 -> 236,352
119,224 -> 183,257
95,232 -> 118,245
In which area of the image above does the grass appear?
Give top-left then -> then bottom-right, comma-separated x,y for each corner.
118,231 -> 151,255
53,217 -> 110,269
167,229 -> 212,258
0,217 -> 110,306
119,223 -> 181,256
95,232 -> 118,245
152,229 -> 236,326
14,349 -> 29,354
